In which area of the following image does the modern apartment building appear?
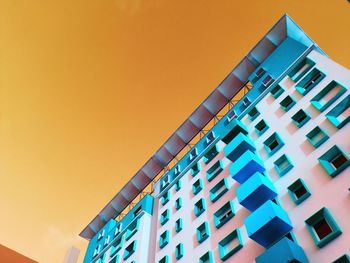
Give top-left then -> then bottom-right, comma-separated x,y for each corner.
80,15 -> 350,263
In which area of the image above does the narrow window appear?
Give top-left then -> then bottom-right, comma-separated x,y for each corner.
204,145 -> 219,164
225,110 -> 237,125
318,145 -> 350,177
159,255 -> 169,263
291,109 -> 310,128
288,178 -> 311,205
289,58 -> 315,82
263,132 -> 284,156
270,85 -> 284,99
214,201 -> 235,229
133,206 -> 142,218
206,160 -> 223,182
209,178 -> 229,202
262,75 -> 273,87
280,95 -> 296,112
160,209 -> 170,225
196,222 -> 210,243
189,148 -> 198,162
174,179 -> 182,191
159,230 -> 169,249
123,240 -> 137,260
305,208 -> 342,248
194,198 -> 206,217
311,81 -> 346,112
175,197 -> 182,210
191,162 -> 201,177
255,119 -> 269,135
248,106 -> 260,121
199,251 -> 214,263
175,243 -> 184,260
125,218 -> 140,240
174,165 -> 181,177
161,174 -> 170,189
295,68 -> 325,95
205,131 -> 215,145
274,154 -> 293,176
175,218 -> 183,233
306,126 -> 329,148
192,178 -> 203,195
243,97 -> 251,107
161,191 -> 170,205
108,255 -> 119,263
326,95 -> 350,129
97,229 -> 105,240
218,229 -> 243,261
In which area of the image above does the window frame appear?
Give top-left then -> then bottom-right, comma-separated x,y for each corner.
274,154 -> 293,176
287,178 -> 311,205
209,178 -> 229,202
214,201 -> 235,229
218,229 -> 243,261
196,222 -> 210,243
318,145 -> 350,177
194,198 -> 206,217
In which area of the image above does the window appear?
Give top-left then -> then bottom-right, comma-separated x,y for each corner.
196,222 -> 210,243
174,165 -> 181,177
311,80 -> 346,112
262,75 -> 273,87
104,235 -> 110,247
133,206 -> 142,218
93,244 -> 101,258
160,209 -> 170,225
305,207 -> 342,248
175,218 -> 183,233
194,198 -> 206,217
159,255 -> 169,263
191,162 -> 201,177
318,145 -> 350,177
161,174 -> 170,189
280,95 -> 296,112
254,67 -> 266,81
255,119 -> 269,135
263,132 -> 284,156
289,57 -> 315,82
225,110 -> 237,125
206,160 -> 223,182
159,230 -> 169,249
214,201 -> 235,229
110,236 -> 123,256
270,85 -> 284,99
125,218 -> 140,240
291,109 -> 310,128
175,197 -> 182,210
123,240 -> 136,260
288,178 -> 311,205
243,97 -> 251,107
333,254 -> 350,263
161,191 -> 170,205
248,106 -> 260,121
218,229 -> 243,261
199,251 -> 214,263
204,145 -> 219,164
274,154 -> 293,176
295,68 -> 325,95
174,179 -> 182,191
210,178 -> 229,202
326,95 -> 350,129
189,148 -> 198,161
97,229 -> 105,240
175,243 -> 184,260
192,178 -> 203,195
108,255 -> 119,263
114,223 -> 122,236
306,126 -> 329,148
205,131 -> 215,145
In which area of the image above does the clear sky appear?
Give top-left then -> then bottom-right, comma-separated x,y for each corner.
1,0 -> 349,262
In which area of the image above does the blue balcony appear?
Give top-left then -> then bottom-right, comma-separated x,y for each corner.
220,118 -> 248,144
224,133 -> 256,162
229,150 -> 265,184
237,172 -> 277,211
255,237 -> 309,263
245,200 -> 293,248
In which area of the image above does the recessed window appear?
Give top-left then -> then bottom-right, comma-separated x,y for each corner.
274,154 -> 293,176
191,162 -> 200,177
291,109 -> 310,128
160,209 -> 170,225
218,229 -> 243,261
159,255 -> 169,263
133,206 -> 142,218
318,145 -> 350,177
174,179 -> 182,191
332,254 -> 350,263
93,244 -> 101,258
175,197 -> 182,210
270,85 -> 284,99
174,165 -> 181,177
263,132 -> 284,156
161,191 -> 170,205
159,230 -> 169,249
255,119 -> 269,135
206,160 -> 223,182
295,68 -> 325,95
214,201 -> 235,229
305,207 -> 342,248
311,80 -> 346,112
114,223 -> 122,236
225,110 -> 237,125
204,145 -> 219,164
243,97 -> 251,107
210,178 -> 229,202
161,174 -> 170,189
194,198 -> 206,217
288,178 -> 311,205
189,147 -> 198,162
175,243 -> 184,260
326,95 -> 350,129
192,178 -> 203,195
205,131 -> 215,145
262,75 -> 273,87
289,57 -> 315,82
97,229 -> 105,240
103,235 -> 110,247
110,236 -> 123,255
199,251 -> 214,263
108,255 -> 119,263
125,218 -> 140,241
254,67 -> 266,81
123,240 -> 136,260
306,126 -> 329,148
196,222 -> 210,243
280,95 -> 296,112
175,218 -> 183,233
248,106 -> 260,121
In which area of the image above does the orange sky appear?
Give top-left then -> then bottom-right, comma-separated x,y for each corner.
0,0 -> 349,262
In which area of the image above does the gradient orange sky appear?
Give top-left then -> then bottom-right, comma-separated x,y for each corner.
1,0 -> 349,262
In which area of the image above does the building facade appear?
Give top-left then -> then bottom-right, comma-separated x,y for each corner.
80,15 -> 350,263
